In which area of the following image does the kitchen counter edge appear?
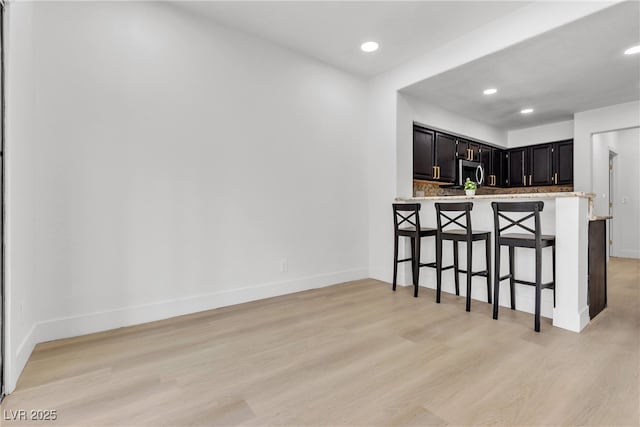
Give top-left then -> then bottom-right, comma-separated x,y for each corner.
395,192 -> 595,202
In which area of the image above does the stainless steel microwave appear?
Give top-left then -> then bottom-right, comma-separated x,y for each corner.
458,160 -> 485,186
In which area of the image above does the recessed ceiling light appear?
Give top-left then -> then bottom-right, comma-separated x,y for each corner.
483,88 -> 498,95
521,108 -> 534,114
624,45 -> 640,55
360,41 -> 379,53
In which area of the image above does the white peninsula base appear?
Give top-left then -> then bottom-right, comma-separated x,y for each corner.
394,192 -> 593,332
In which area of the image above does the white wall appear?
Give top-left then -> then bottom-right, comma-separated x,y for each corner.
592,128 -> 640,259
508,120 -> 574,148
592,134 -> 613,217
4,0 -> 39,395
573,101 -> 640,192
5,1 -> 369,392
367,1 -> 615,284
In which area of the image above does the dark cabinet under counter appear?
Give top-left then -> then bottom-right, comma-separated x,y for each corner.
588,218 -> 608,319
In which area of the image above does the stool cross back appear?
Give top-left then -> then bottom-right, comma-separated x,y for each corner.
392,203 -> 437,297
491,201 -> 556,332
435,202 -> 491,312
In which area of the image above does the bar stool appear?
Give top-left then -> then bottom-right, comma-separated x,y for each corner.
392,203 -> 437,297
435,202 -> 492,311
491,201 -> 556,332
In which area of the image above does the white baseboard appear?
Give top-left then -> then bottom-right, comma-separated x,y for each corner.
9,323 -> 38,394
553,305 -> 590,333
611,250 -> 640,259
7,268 -> 367,394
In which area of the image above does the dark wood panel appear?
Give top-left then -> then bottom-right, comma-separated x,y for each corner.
435,133 -> 456,182
588,219 -> 607,319
413,127 -> 434,180
508,148 -> 526,187
469,142 -> 480,161
529,144 -> 553,186
554,140 -> 573,185
456,139 -> 469,160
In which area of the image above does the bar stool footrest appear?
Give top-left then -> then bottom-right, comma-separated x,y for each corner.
513,279 -> 555,289
420,262 -> 438,269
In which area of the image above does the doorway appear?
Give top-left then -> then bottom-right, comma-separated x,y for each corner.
609,151 -> 616,258
592,127 -> 640,259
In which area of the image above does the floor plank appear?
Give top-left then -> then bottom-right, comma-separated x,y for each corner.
1,259 -> 638,426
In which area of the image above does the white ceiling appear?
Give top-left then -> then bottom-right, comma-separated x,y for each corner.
176,1 -> 531,77
401,1 -> 640,130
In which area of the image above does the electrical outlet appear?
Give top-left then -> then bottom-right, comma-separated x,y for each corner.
280,258 -> 288,273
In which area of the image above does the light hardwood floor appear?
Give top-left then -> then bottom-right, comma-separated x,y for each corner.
2,258 -> 639,426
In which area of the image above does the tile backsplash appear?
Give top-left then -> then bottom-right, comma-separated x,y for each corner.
413,179 -> 574,197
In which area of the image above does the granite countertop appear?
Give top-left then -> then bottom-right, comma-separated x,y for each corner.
396,191 -> 595,202
589,215 -> 613,220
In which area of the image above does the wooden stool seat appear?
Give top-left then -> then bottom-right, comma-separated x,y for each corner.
441,230 -> 491,241
397,226 -> 437,237
499,233 -> 555,248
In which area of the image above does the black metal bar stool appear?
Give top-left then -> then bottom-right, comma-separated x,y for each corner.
491,201 -> 556,332
435,202 -> 492,311
392,203 -> 437,297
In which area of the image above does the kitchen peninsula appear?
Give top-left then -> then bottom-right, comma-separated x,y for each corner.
395,191 -> 597,333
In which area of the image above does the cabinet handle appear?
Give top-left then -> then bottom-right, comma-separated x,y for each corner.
437,166 -> 441,179
529,175 -> 532,186
554,172 -> 558,184
523,175 -> 526,186
433,166 -> 437,178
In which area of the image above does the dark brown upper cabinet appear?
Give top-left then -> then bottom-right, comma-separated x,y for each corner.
456,139 -> 468,160
413,127 -> 435,180
457,139 -> 479,161
413,123 -> 572,188
478,145 -> 491,185
507,148 -> 527,187
506,140 -> 573,187
499,151 -> 509,187
479,145 -> 501,186
468,142 -> 481,162
553,140 -> 573,185
528,144 -> 553,186
434,133 -> 457,182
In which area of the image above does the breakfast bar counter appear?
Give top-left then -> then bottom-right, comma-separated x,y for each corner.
394,192 -> 595,332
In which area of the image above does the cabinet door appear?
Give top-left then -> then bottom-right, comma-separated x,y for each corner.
413,127 -> 435,180
478,146 -> 492,185
492,149 -> 502,186
553,140 -> 573,185
479,146 -> 491,172
469,142 -> 481,162
499,151 -> 509,187
456,139 -> 468,160
529,144 -> 553,186
435,133 -> 457,182
508,148 -> 526,187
